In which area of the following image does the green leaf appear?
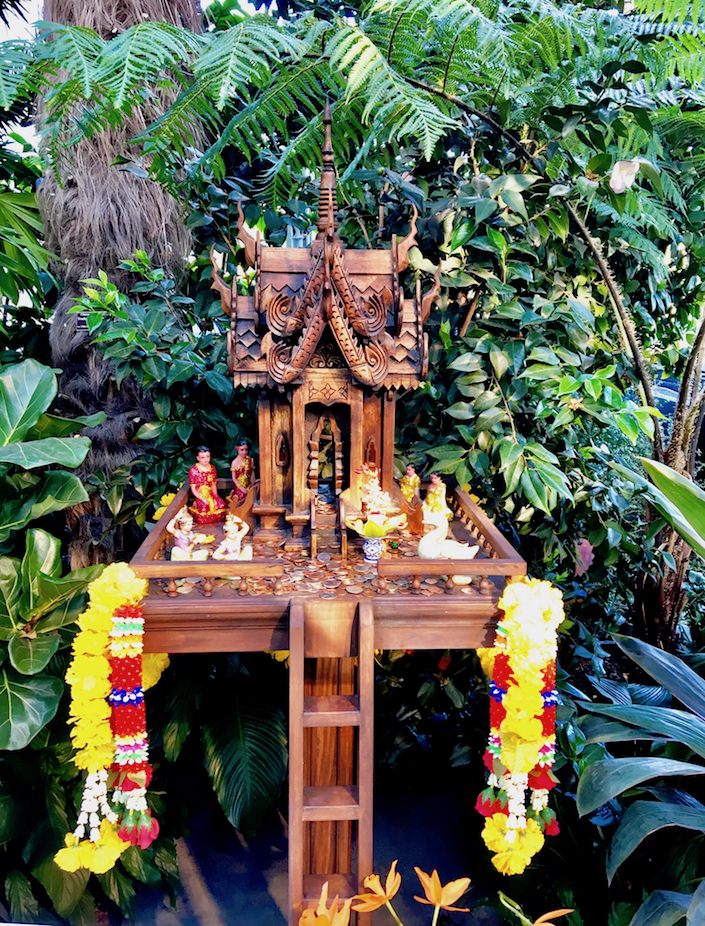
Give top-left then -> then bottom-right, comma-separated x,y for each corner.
120,847 -> 163,886
0,668 -> 63,750
26,411 -> 105,439
96,866 -> 137,915
201,697 -> 287,838
8,632 -> 60,675
608,801 -> 705,882
577,758 -> 705,817
204,369 -> 233,404
0,435 -> 91,469
520,469 -> 551,515
629,891 -> 691,926
581,715 -> 661,745
5,870 -> 40,922
613,634 -> 705,720
0,471 -> 89,543
641,459 -> 705,542
32,856 -> 89,919
583,704 -> 705,755
446,402 -> 473,420
0,556 -> 20,640
0,359 -> 57,445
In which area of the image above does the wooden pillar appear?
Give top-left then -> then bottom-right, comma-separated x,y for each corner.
350,388 -> 364,481
293,386 -> 307,514
381,391 -> 396,492
258,393 -> 273,505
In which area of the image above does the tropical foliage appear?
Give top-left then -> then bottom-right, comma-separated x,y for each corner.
578,635 -> 705,926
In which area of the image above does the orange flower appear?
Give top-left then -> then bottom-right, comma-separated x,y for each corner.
413,867 -> 471,912
299,882 -> 352,926
534,910 -> 574,925
353,859 -> 401,912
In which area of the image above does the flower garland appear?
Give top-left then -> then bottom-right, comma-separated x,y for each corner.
475,577 -> 564,876
56,563 -> 168,874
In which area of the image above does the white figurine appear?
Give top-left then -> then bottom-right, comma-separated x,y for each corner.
418,509 -> 479,585
166,507 -> 209,561
212,513 -> 253,561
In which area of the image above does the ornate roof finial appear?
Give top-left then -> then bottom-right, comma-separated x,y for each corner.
317,101 -> 338,237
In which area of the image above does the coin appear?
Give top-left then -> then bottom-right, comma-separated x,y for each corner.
346,584 -> 363,594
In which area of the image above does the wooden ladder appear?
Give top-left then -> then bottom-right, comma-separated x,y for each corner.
289,599 -> 374,925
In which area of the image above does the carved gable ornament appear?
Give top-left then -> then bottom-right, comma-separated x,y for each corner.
212,104 -> 439,391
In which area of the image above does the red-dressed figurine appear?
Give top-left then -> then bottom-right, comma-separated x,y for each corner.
188,445 -> 227,525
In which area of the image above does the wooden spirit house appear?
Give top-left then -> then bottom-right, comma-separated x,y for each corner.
219,104 -> 436,549
131,106 -> 526,925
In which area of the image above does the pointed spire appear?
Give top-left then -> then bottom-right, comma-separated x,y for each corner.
317,101 -> 338,237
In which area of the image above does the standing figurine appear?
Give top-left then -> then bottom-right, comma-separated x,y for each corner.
422,472 -> 453,523
189,445 -> 227,525
166,508 -> 210,561
399,463 -> 421,504
213,513 -> 253,561
230,440 -> 255,505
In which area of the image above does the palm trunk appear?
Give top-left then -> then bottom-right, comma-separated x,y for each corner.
38,0 -> 202,568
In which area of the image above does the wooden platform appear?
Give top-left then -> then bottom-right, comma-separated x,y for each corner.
131,483 -> 525,924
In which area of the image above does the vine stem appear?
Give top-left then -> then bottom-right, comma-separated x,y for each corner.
405,76 -> 665,461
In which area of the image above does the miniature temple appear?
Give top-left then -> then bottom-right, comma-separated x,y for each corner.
131,106 -> 525,925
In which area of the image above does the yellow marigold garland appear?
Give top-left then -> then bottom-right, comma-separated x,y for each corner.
56,563 -> 169,874
476,577 -> 564,876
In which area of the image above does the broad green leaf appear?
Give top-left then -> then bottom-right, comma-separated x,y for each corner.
19,528 -> 61,618
8,632 -> 60,675
202,697 -> 287,838
583,703 -> 705,758
577,758 -> 705,817
32,856 -> 89,919
687,881 -> 705,924
0,668 -> 63,750
26,410 -> 105,439
0,556 -> 20,640
0,435 -> 91,469
446,402 -> 473,420
614,634 -> 705,720
520,469 -> 551,515
0,471 -> 89,543
5,870 -> 40,922
0,359 -> 56,445
120,846 -> 163,885
629,891 -> 691,926
581,715 -> 662,745
22,564 -> 101,623
35,592 -> 88,633
641,459 -> 705,542
608,801 -> 705,882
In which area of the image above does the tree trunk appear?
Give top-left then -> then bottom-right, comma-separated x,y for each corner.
38,0 -> 202,568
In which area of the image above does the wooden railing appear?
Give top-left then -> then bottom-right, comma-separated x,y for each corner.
131,482 -> 284,597
376,487 -> 526,594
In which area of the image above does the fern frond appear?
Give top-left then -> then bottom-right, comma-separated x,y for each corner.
35,23 -> 103,99
327,23 -> 455,158
632,0 -> 705,26
0,39 -> 34,110
195,17 -> 304,110
93,22 -> 203,110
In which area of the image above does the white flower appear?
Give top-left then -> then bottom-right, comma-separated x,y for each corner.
609,159 -> 640,194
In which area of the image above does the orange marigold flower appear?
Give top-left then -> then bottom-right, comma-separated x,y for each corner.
353,859 -> 401,912
413,867 -> 471,912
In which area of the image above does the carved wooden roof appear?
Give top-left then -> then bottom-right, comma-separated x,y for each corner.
215,104 -> 439,391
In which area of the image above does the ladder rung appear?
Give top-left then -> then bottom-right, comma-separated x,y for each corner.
303,695 -> 361,727
302,785 -> 360,821
303,873 -> 358,904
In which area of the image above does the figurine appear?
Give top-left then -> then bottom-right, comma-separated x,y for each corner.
189,445 -> 227,525
356,462 -> 393,514
212,513 -> 253,561
422,472 -> 453,523
230,440 -> 255,505
399,463 -> 421,504
166,507 -> 210,561
418,509 -> 479,584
